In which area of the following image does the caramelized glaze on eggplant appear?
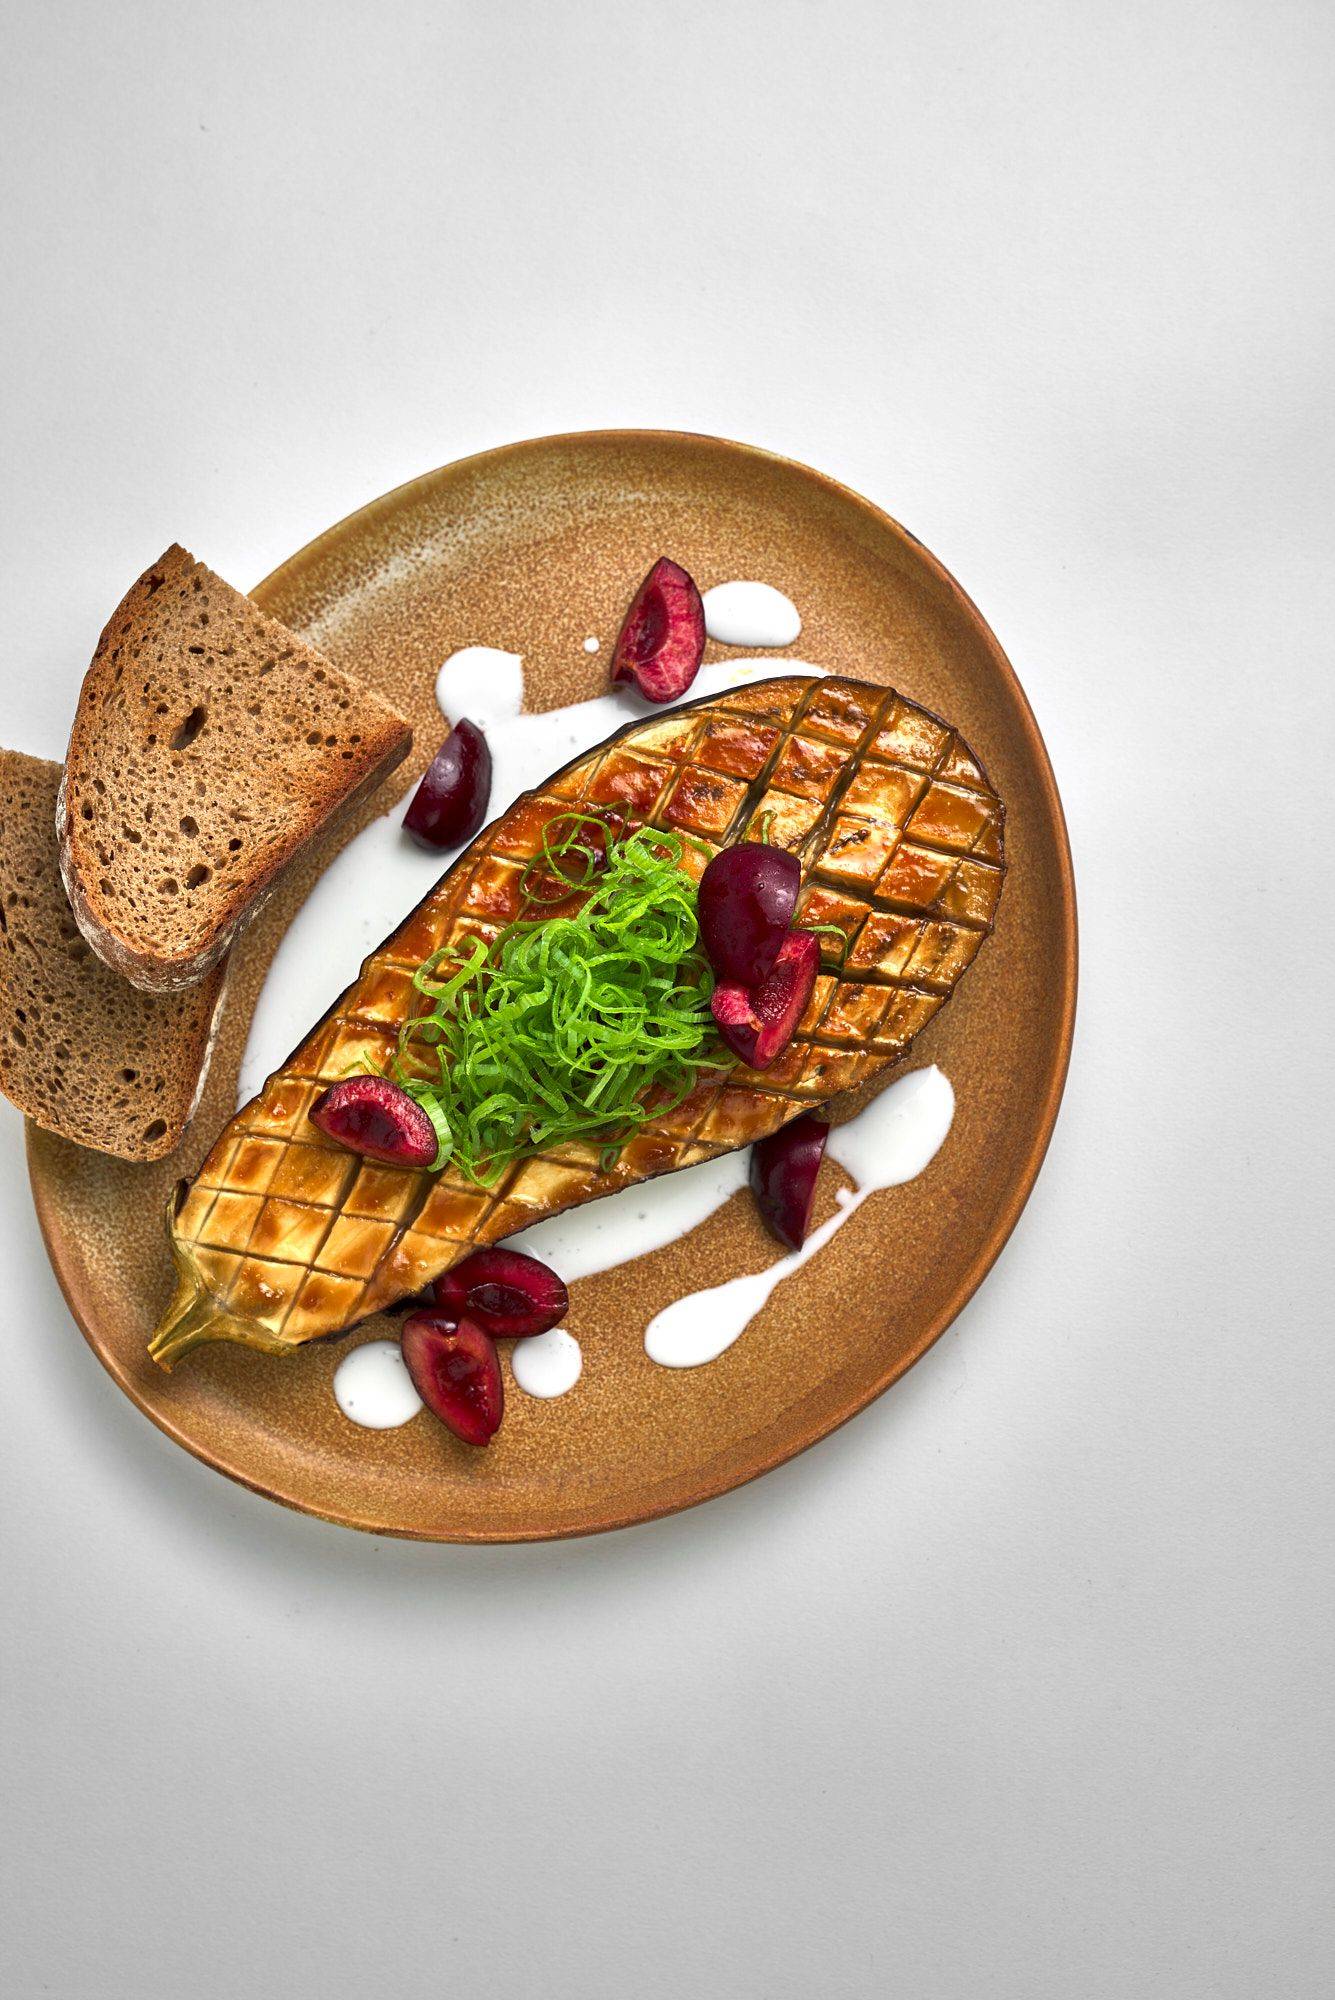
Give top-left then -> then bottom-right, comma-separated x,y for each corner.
151,677 -> 1004,1367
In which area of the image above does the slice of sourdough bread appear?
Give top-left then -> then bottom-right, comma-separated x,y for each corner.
58,545 -> 412,992
1,749 -> 226,1160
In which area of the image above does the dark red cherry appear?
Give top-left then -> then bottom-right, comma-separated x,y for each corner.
710,929 -> 820,1070
698,842 -> 801,985
309,1076 -> 438,1168
432,1247 -> 568,1339
403,719 -> 492,849
609,557 -> 705,703
750,1114 -> 829,1250
400,1312 -> 503,1446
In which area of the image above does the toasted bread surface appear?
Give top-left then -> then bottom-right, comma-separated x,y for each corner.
0,750 -> 226,1160
59,545 -> 412,992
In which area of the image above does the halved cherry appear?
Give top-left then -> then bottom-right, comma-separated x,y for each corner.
698,842 -> 801,985
711,929 -> 820,1070
433,1247 -> 568,1339
750,1113 -> 829,1249
400,1312 -> 503,1446
610,557 -> 705,703
309,1076 -> 438,1168
403,718 -> 492,850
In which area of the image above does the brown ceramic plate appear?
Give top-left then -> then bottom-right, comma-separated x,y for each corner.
27,432 -> 1075,1541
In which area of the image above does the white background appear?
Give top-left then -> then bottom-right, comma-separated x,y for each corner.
2,3 -> 1332,1995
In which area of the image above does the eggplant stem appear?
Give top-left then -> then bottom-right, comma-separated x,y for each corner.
149,1250 -> 290,1370
148,1262 -> 227,1370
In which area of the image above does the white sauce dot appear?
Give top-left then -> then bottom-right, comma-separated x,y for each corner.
433,646 -> 525,731
333,1340 -> 424,1428
703,581 -> 802,649
582,635 -> 600,653
511,1328 -> 582,1399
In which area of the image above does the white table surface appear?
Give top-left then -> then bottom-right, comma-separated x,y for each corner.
3,4 -> 1331,1995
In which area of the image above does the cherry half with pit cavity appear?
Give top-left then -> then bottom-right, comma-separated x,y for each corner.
698,841 -> 801,986
710,928 -> 820,1070
750,1113 -> 829,1250
401,1311 -> 504,1447
432,1247 -> 569,1339
403,718 -> 492,850
309,1075 -> 439,1169
609,557 -> 706,704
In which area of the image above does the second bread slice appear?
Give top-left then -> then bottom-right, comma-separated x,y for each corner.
1,748 -> 226,1160
58,545 -> 413,991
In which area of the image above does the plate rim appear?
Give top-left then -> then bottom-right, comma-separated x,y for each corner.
27,428 -> 1078,1542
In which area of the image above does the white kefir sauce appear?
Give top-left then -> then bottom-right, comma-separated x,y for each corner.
333,1340 -> 424,1428
702,581 -> 802,649
644,1067 -> 956,1369
511,1328 -> 583,1399
506,1150 -> 748,1281
582,635 -> 600,653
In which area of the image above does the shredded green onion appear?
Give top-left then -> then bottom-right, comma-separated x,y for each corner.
386,815 -> 728,1184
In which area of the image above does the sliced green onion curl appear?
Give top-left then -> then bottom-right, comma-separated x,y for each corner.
386,816 -> 728,1185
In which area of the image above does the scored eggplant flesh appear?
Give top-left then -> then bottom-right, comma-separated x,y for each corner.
151,676 -> 1005,1367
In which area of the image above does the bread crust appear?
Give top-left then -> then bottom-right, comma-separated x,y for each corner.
59,546 -> 412,992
